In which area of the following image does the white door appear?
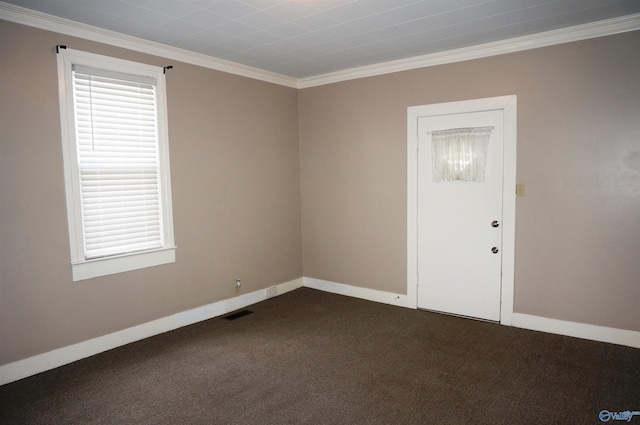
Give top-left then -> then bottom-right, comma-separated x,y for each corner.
417,109 -> 504,321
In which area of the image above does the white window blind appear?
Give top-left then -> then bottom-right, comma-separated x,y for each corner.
58,48 -> 175,281
72,66 -> 164,259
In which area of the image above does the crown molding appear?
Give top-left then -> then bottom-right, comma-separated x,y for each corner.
297,12 -> 640,89
0,1 -> 298,88
1,1 -> 638,90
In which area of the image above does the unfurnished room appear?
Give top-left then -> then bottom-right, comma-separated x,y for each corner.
0,1 -> 639,424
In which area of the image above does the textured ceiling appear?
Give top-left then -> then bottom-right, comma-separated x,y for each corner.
3,0 -> 640,78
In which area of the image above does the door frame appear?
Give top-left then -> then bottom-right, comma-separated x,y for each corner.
407,95 -> 517,325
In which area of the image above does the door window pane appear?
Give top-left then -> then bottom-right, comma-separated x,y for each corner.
431,127 -> 493,182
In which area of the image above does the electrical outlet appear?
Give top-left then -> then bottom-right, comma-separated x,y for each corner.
235,279 -> 241,291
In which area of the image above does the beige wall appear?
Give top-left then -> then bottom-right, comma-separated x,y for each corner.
299,30 -> 640,332
1,18 -> 638,368
0,20 -> 302,365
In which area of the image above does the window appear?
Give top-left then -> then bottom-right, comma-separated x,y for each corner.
57,48 -> 175,281
431,127 -> 493,182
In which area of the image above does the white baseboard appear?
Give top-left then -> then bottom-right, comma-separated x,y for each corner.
303,277 -> 410,308
0,277 -> 303,386
511,313 -> 640,349
3,277 -> 638,386
303,277 -> 640,349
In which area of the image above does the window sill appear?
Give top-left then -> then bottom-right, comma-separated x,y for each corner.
71,246 -> 176,281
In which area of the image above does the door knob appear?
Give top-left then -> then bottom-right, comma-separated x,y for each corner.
491,247 -> 499,254
491,220 -> 499,228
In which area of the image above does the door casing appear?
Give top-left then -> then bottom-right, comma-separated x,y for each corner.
407,96 -> 517,325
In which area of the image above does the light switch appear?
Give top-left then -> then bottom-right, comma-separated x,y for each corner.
516,183 -> 525,196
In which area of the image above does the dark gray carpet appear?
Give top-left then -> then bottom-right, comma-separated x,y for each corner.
1,288 -> 638,424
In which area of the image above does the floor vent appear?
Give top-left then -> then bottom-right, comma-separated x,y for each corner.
223,310 -> 253,321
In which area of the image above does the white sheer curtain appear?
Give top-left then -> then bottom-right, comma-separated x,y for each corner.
431,126 -> 493,182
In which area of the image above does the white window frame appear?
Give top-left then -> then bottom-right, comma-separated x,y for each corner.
57,48 -> 175,281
